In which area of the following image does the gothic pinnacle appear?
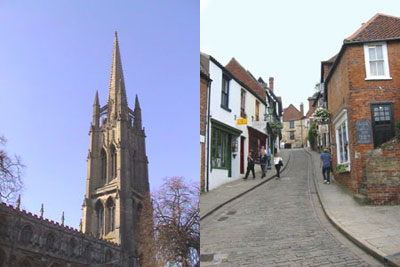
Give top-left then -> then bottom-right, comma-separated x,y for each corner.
94,90 -> 99,106
92,90 -> 100,127
16,194 -> 21,209
40,203 -> 44,218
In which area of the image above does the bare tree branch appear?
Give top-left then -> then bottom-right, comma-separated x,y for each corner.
138,177 -> 199,266
0,135 -> 24,204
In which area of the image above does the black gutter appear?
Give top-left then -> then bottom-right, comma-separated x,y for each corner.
206,77 -> 212,192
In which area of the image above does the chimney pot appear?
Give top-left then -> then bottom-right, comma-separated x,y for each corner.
269,77 -> 274,92
300,102 -> 304,116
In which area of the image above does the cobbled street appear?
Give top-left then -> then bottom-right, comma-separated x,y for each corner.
200,149 -> 384,266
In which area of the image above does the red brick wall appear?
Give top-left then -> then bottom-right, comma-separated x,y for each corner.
200,73 -> 209,192
328,41 -> 400,193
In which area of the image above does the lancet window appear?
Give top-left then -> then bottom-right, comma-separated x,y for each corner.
101,149 -> 107,180
106,197 -> 116,233
95,200 -> 104,237
111,145 -> 117,178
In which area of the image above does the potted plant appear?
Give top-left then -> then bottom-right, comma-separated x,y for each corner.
335,164 -> 349,174
311,107 -> 331,124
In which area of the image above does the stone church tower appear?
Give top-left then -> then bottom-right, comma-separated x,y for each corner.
81,32 -> 149,265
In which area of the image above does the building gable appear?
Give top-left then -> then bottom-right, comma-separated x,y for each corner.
283,104 -> 303,121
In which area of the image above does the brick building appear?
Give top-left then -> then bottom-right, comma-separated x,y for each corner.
200,53 -> 211,192
322,13 -> 400,202
281,104 -> 307,148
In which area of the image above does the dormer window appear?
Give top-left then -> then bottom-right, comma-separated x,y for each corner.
364,42 -> 391,80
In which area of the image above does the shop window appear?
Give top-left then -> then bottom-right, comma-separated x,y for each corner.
211,128 -> 229,168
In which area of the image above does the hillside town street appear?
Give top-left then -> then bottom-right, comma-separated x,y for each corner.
200,149 -> 400,266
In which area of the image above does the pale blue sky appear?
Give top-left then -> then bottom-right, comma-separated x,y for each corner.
0,1 -> 198,228
201,0 -> 400,113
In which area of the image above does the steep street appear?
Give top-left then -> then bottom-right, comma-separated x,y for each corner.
200,149 -> 383,266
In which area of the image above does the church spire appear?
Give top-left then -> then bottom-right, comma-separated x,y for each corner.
108,31 -> 128,120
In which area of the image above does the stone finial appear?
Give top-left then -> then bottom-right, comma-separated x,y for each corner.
16,194 -> 21,209
79,219 -> 82,232
40,203 -> 44,218
61,212 -> 65,226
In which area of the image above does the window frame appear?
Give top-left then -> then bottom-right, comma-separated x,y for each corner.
364,42 -> 391,80
289,131 -> 295,140
220,74 -> 230,110
255,100 -> 260,121
240,89 -> 246,118
334,111 -> 350,168
289,120 -> 294,128
211,127 -> 230,169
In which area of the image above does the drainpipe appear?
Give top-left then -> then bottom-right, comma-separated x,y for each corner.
206,78 -> 212,192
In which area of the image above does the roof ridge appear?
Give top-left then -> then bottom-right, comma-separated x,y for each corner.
345,13 -> 400,41
345,13 -> 380,41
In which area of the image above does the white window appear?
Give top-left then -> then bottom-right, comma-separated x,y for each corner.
364,42 -> 391,80
334,111 -> 350,167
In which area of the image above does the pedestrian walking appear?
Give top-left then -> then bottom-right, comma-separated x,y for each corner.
259,146 -> 268,178
273,153 -> 283,179
320,148 -> 332,184
243,150 -> 256,179
266,145 -> 272,169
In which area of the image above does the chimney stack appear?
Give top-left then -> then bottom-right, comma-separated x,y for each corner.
269,77 -> 274,92
300,102 -> 304,116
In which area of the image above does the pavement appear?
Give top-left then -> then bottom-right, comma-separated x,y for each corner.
200,148 -> 400,267
200,149 -> 291,220
306,149 -> 400,267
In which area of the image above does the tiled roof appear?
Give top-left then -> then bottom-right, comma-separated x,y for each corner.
282,104 -> 303,121
200,52 -> 209,75
322,54 -> 338,63
345,13 -> 400,42
225,58 -> 266,100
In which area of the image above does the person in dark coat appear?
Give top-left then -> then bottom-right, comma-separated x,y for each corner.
243,150 -> 256,179
259,146 -> 268,178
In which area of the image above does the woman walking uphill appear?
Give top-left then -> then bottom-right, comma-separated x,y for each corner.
273,153 -> 283,179
243,150 -> 256,179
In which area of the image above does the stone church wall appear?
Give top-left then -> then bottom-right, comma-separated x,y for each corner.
0,202 -> 127,267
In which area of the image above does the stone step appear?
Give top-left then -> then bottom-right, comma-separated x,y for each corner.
353,193 -> 368,205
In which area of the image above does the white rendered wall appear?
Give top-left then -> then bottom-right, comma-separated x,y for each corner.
207,61 -> 267,190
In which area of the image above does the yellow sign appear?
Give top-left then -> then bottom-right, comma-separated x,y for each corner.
237,118 -> 248,125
